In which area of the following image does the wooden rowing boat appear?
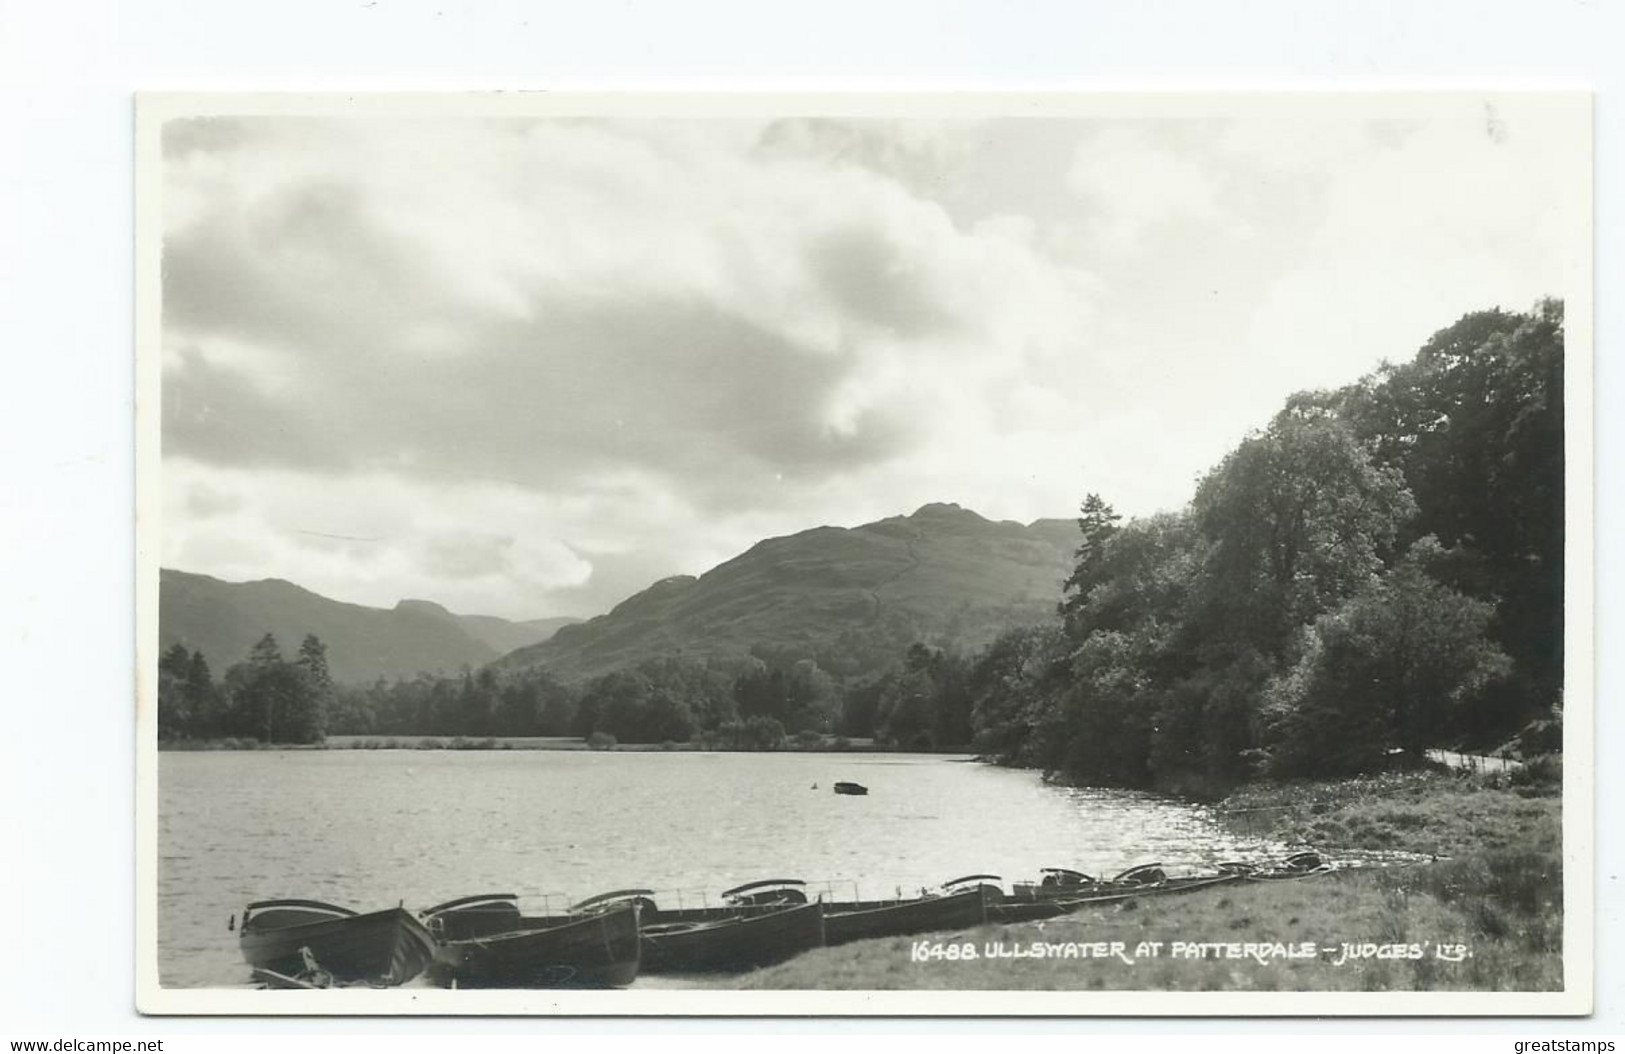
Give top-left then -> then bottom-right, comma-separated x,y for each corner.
988,869 -> 1247,923
641,899 -> 826,974
987,888 -> 1142,924
238,899 -> 437,986
824,886 -> 990,946
429,901 -> 642,988
419,892 -> 529,941
1009,862 -> 1170,901
719,878 -> 810,907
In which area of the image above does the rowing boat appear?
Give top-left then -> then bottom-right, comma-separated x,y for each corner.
988,867 -> 1246,923
641,899 -> 826,973
1009,862 -> 1164,900
429,901 -> 642,988
420,892 -> 528,940
238,899 -> 438,986
1240,851 -> 1335,882
824,886 -> 990,946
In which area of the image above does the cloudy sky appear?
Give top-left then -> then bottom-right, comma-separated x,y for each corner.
157,98 -> 1585,620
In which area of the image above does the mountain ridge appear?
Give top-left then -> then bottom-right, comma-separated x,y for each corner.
158,569 -> 580,684
498,502 -> 1078,682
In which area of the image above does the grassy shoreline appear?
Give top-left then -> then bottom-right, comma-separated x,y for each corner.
739,768 -> 1562,991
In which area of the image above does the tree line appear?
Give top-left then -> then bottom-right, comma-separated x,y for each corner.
158,633 -> 334,744
159,302 -> 1563,787
870,302 -> 1565,791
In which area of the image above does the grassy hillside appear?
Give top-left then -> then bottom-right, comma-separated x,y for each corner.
497,503 -> 1077,681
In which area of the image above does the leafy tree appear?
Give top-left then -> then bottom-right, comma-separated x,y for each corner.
1260,538 -> 1511,775
1059,493 -> 1122,632
642,689 -> 697,743
1190,414 -> 1416,659
290,634 -> 333,742
222,633 -> 325,744
710,715 -> 787,750
866,644 -> 974,749
157,643 -> 194,740
967,624 -> 1068,762
184,649 -> 223,737
1333,303 -> 1565,733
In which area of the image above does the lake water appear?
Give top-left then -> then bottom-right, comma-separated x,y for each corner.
158,749 -> 1291,987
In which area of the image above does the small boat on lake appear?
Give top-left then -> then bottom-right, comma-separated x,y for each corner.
833,781 -> 868,796
641,899 -> 826,974
427,899 -> 642,988
238,899 -> 438,987
824,885 -> 991,946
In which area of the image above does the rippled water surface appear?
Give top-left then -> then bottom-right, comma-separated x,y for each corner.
159,749 -> 1291,987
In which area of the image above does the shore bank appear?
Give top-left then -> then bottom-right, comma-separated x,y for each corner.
740,769 -> 1562,991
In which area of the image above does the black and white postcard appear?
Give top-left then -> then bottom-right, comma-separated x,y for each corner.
134,92 -> 1593,1015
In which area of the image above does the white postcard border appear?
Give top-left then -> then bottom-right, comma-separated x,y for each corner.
133,89 -> 1595,1018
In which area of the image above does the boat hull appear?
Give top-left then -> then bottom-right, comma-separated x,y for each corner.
642,900 -> 825,974
987,890 -> 1139,924
433,903 -> 642,988
989,873 -> 1246,923
824,888 -> 989,946
239,907 -> 437,986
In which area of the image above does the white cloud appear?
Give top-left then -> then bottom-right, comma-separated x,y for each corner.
159,107 -> 1582,618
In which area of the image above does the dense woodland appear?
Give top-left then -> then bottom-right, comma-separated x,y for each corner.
158,303 -> 1565,792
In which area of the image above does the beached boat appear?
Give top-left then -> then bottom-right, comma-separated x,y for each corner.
430,901 -> 642,988
252,967 -> 331,989
1038,866 -> 1096,889
553,882 -> 804,929
1111,862 -> 1169,886
1010,861 -> 1171,899
824,886 -> 990,946
1243,850 -> 1334,882
987,887 -> 1142,924
720,878 -> 810,907
641,899 -> 826,973
991,864 -> 1243,922
238,899 -> 438,986
833,781 -> 868,796
420,892 -> 528,941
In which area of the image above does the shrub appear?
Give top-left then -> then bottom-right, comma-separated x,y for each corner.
1511,753 -> 1562,788
587,731 -> 618,751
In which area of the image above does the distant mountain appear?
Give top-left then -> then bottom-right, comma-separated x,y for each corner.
496,503 -> 1078,682
158,569 -> 579,684
456,614 -> 584,656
